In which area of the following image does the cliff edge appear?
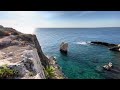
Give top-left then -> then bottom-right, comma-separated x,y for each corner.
0,25 -> 64,79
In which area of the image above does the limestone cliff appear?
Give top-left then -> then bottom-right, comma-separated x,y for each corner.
0,25 -> 64,79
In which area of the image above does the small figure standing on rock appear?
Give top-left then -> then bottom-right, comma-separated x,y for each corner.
60,42 -> 68,54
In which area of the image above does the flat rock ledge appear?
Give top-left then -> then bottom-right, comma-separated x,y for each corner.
90,41 -> 120,52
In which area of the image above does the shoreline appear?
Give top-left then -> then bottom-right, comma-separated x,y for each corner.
0,25 -> 64,79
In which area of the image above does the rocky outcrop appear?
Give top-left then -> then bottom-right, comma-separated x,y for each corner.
103,62 -> 113,71
60,42 -> 68,54
90,41 -> 117,47
49,56 -> 56,65
0,48 -> 46,79
0,25 -> 65,79
109,45 -> 120,52
90,41 -> 120,52
0,25 -> 22,37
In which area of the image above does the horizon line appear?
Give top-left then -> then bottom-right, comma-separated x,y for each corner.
36,27 -> 120,29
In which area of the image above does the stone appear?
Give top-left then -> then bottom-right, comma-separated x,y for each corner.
49,56 -> 56,65
109,46 -> 120,52
103,62 -> 113,71
108,62 -> 112,67
91,41 -> 117,47
60,42 -> 68,53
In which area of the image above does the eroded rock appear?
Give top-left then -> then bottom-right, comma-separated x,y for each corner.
91,41 -> 117,47
103,62 -> 113,71
49,56 -> 56,65
109,46 -> 120,52
60,42 -> 68,54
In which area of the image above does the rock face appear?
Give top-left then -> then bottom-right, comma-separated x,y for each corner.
0,25 -> 65,79
60,42 -> 68,54
0,25 -> 22,37
32,35 -> 49,68
0,49 -> 46,79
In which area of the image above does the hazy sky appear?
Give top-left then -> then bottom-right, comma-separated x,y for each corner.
0,11 -> 120,34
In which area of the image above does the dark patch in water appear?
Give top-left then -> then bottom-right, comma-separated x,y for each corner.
78,70 -> 85,74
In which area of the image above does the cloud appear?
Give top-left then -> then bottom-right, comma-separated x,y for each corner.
0,11 -> 119,34
0,11 -> 56,34
77,11 -> 96,17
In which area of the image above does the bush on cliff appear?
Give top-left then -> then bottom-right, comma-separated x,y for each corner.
44,66 -> 55,79
0,65 -> 18,79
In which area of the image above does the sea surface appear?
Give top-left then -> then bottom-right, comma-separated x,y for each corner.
35,28 -> 120,79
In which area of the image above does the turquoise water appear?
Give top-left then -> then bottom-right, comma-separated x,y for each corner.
35,28 -> 120,79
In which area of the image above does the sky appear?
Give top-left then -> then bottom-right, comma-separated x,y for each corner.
0,11 -> 120,34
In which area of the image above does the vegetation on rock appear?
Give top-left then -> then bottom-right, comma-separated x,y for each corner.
0,64 -> 18,79
44,66 -> 55,79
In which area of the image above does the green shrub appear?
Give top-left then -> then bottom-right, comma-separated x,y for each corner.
45,66 -> 55,79
0,65 -> 18,79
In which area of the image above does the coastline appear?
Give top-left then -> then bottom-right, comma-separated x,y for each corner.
0,25 -> 64,79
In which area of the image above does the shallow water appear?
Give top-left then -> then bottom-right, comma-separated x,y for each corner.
35,28 -> 120,79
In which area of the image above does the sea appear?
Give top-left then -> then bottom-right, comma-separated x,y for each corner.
35,27 -> 120,79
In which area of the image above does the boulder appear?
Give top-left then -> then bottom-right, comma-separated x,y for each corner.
49,56 -> 56,65
103,62 -> 113,71
60,42 -> 68,53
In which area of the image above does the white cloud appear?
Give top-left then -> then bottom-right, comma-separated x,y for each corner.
0,11 -> 119,34
77,11 -> 96,17
0,11 -> 56,34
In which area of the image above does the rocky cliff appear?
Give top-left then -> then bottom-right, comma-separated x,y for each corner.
0,25 -> 64,79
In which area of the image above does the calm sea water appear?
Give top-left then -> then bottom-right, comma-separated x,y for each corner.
35,28 -> 120,79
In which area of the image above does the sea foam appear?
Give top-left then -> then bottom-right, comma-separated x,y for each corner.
76,41 -> 90,45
